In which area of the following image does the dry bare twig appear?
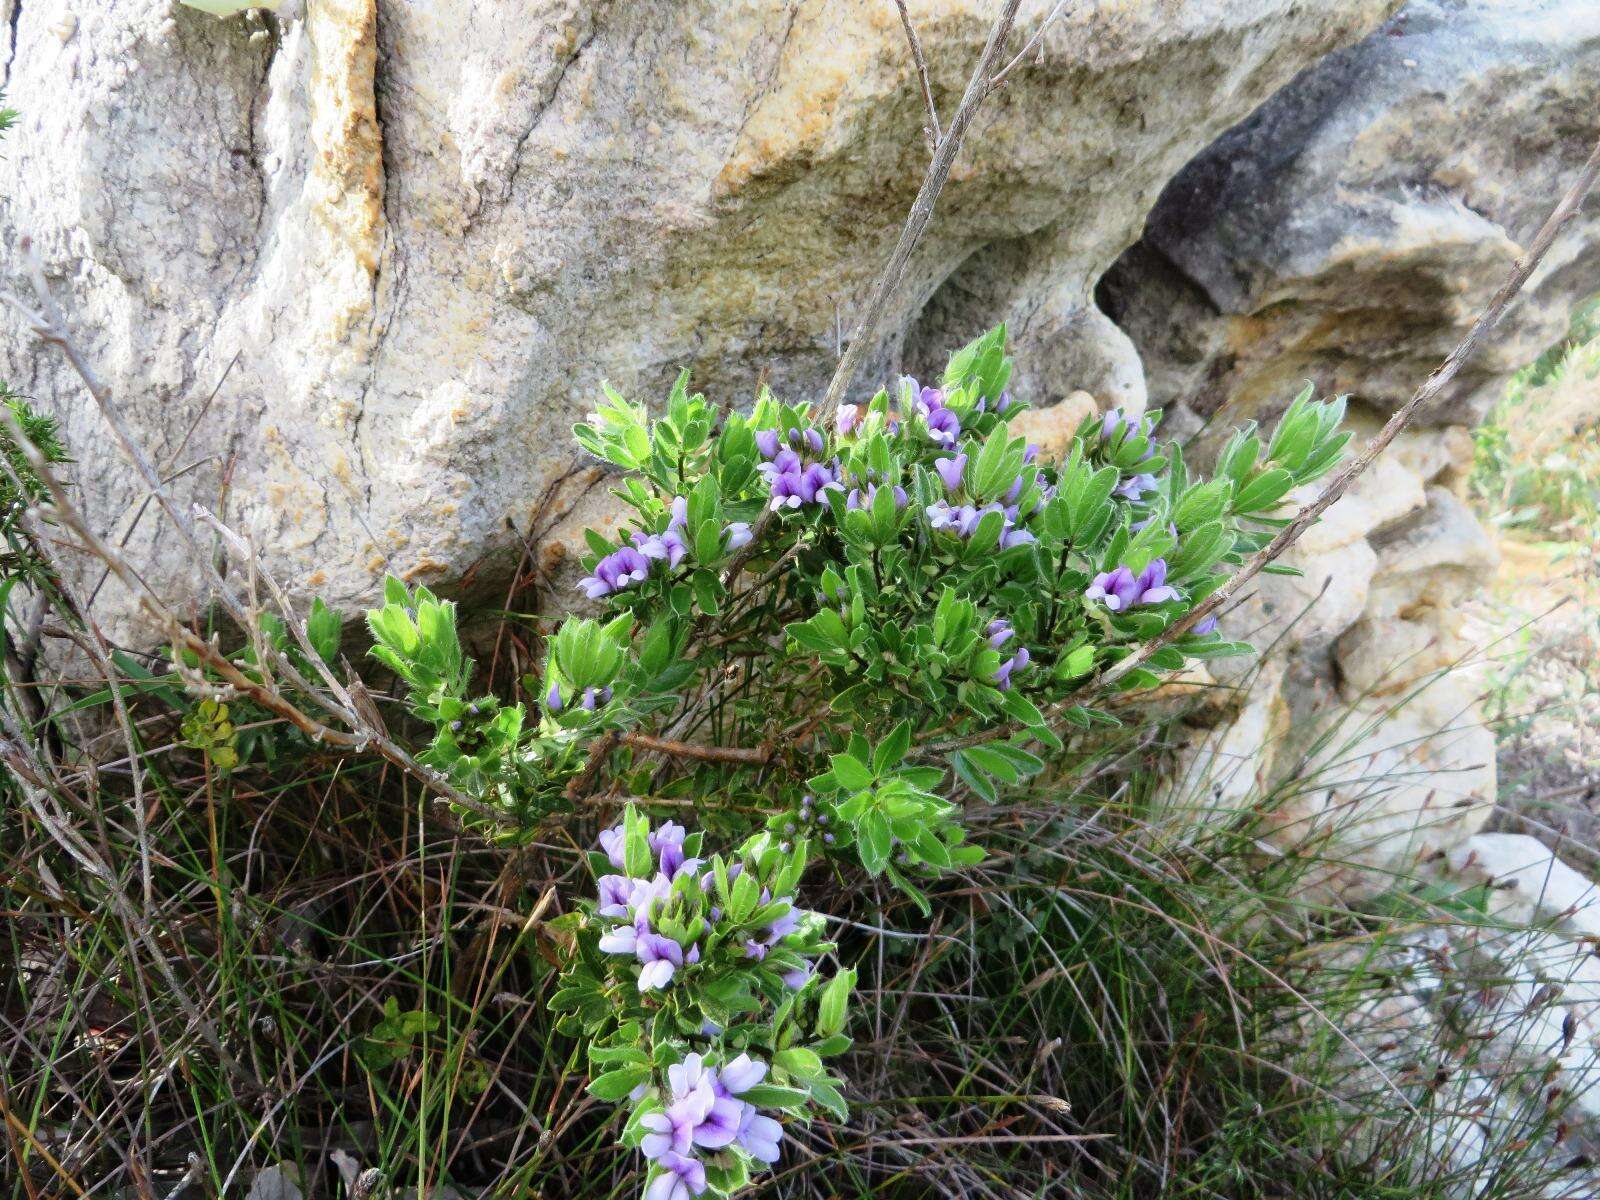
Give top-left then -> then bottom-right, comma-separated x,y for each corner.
722,0 -> 1034,588
893,1 -> 942,151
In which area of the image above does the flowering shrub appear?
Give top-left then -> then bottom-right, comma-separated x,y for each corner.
550,808 -> 852,1200
361,324 -> 1348,1197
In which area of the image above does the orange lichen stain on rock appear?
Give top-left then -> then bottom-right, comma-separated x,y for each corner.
307,0 -> 386,281
306,570 -> 328,588
326,448 -> 354,488
402,558 -> 450,581
712,12 -> 872,199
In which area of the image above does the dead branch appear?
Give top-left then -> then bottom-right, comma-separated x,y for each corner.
815,0 -> 1024,423
622,731 -> 771,765
722,0 -> 1030,588
893,1 -> 941,151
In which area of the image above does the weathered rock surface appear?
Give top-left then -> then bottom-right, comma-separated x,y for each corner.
0,0 -> 1398,641
1102,0 -> 1600,433
1120,0 -> 1597,890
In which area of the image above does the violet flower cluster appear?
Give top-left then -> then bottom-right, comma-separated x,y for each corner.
591,819 -> 816,994
985,618 -> 1032,691
1099,408 -> 1161,502
757,427 -> 843,511
639,1052 -> 786,1200
548,682 -> 613,713
1084,558 -> 1181,613
905,378 -> 961,446
924,450 -> 1043,550
595,819 -> 704,990
580,497 -> 751,599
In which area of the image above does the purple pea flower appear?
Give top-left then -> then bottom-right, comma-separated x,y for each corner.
723,521 -> 753,550
596,874 -> 634,918
645,1151 -> 707,1200
580,685 -> 611,711
667,1053 -> 713,1097
628,872 -> 674,915
1101,409 -> 1130,441
597,822 -> 627,870
598,921 -> 639,956
743,938 -> 768,961
935,453 -> 967,493
1193,614 -> 1219,636
579,546 -> 652,599
766,905 -> 801,943
1115,472 -> 1158,502
769,472 -> 808,510
1135,558 -> 1180,605
1085,565 -> 1141,612
637,931 -> 685,991
837,404 -> 861,436
1086,559 -> 1181,610
736,1108 -> 784,1165
909,381 -> 945,414
992,645 -> 1030,691
718,1054 -> 767,1095
639,1110 -> 691,1161
924,406 -> 960,446
759,448 -> 803,482
546,681 -> 564,711
781,961 -> 813,990
692,1101 -> 743,1149
987,619 -> 1014,649
755,429 -> 781,459
634,529 -> 687,567
770,462 -> 838,510
846,483 -> 908,511
996,390 -> 1014,414
1004,469 -> 1039,506
650,821 -> 688,875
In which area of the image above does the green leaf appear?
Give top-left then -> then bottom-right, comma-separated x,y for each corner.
815,968 -> 855,1037
623,805 -> 653,877
774,1046 -> 824,1078
587,1065 -> 650,1101
807,1077 -> 850,1122
857,810 -> 892,875
950,751 -> 997,803
1232,468 -> 1295,515
960,743 -> 1020,784
306,598 -> 343,661
830,753 -> 874,792
739,1083 -> 810,1110
872,720 -> 913,774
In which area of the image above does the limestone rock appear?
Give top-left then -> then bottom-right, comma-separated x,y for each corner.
1270,683 -> 1497,888
0,0 -> 1398,640
1158,660 -> 1291,815
1444,833 -> 1600,941
1103,0 -> 1600,433
1221,535 -> 1378,664
1005,390 -> 1098,463
1362,486 -> 1500,622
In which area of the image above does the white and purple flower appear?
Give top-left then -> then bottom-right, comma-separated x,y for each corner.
579,546 -> 653,600
1085,558 -> 1181,612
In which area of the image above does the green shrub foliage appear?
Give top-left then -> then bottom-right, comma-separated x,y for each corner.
357,325 -> 1348,1199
